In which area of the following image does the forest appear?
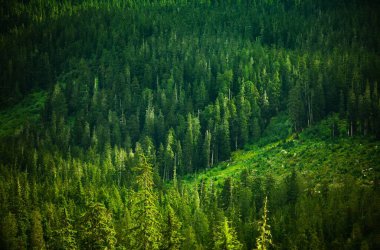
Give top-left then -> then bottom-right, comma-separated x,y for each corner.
0,0 -> 379,249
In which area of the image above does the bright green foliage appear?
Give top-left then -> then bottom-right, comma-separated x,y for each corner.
79,203 -> 116,249
130,152 -> 162,249
213,217 -> 242,250
256,197 -> 272,250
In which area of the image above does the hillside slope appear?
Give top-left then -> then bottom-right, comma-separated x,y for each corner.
176,117 -> 380,249
183,122 -> 380,188
0,0 -> 379,249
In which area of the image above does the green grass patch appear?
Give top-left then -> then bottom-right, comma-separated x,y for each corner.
181,115 -> 380,189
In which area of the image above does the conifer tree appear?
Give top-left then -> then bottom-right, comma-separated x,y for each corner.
130,152 -> 162,250
221,177 -> 233,211
218,116 -> 231,161
30,210 -> 46,250
54,208 -> 77,250
214,217 -> 242,250
288,83 -> 304,131
256,196 -> 272,250
183,114 -> 194,173
79,203 -> 116,249
163,205 -> 183,250
202,130 -> 212,168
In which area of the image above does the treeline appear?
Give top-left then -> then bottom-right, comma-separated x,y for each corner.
0,147 -> 378,249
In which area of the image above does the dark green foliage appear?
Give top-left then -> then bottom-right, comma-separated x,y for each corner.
0,0 -> 379,249
221,177 -> 233,211
288,83 -> 304,131
30,210 -> 46,250
1,212 -> 18,250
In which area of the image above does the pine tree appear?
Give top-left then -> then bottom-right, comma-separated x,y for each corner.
130,152 -> 162,249
214,217 -> 242,250
237,93 -> 250,147
30,210 -> 46,250
252,118 -> 261,141
288,83 -> 304,131
221,177 -> 233,211
79,203 -> 116,249
163,205 -> 183,250
54,208 -> 77,250
163,129 -> 176,181
143,105 -> 155,138
202,130 -> 212,168
184,114 -> 194,173
348,88 -> 357,136
362,82 -> 371,135
218,116 -> 231,161
256,196 -> 272,250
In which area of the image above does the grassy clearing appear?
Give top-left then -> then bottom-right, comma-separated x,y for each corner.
0,91 -> 47,138
181,117 -> 380,188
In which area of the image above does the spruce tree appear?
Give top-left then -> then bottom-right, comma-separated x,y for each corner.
163,205 -> 183,250
30,210 -> 46,250
288,83 -> 304,131
256,196 -> 272,250
130,152 -> 162,249
202,130 -> 212,168
79,203 -> 116,249
214,217 -> 242,250
54,208 -> 77,250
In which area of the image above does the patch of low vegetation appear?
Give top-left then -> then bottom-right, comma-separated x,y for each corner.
183,114 -> 380,188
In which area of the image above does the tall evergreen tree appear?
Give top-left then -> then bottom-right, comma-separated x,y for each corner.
163,205 -> 183,250
288,83 -> 304,131
213,217 -> 242,250
79,203 -> 116,250
30,210 -> 46,250
256,196 -> 272,250
130,152 -> 162,250
54,208 -> 78,250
